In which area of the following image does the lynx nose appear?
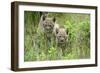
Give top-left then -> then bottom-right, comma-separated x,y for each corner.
60,39 -> 64,42
60,37 -> 65,42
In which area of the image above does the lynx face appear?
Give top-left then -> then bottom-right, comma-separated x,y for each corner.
42,16 -> 56,33
56,28 -> 67,44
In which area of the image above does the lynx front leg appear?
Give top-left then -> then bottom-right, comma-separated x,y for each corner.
57,47 -> 63,60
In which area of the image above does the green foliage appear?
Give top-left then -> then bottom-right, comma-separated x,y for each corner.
48,47 -> 57,60
24,11 -> 90,61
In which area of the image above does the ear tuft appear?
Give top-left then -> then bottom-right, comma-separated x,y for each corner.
53,17 -> 56,22
66,28 -> 69,35
42,15 -> 46,21
56,28 -> 59,34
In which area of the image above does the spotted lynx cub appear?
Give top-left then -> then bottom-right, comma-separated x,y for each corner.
54,25 -> 68,59
34,13 -> 56,60
39,13 -> 56,38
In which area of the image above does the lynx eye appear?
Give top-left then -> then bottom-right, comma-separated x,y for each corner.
45,24 -> 48,27
43,23 -> 47,26
49,25 -> 52,27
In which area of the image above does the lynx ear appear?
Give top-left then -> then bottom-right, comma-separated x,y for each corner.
66,28 -> 69,35
42,15 -> 46,21
42,12 -> 48,21
53,17 -> 56,23
55,28 -> 59,34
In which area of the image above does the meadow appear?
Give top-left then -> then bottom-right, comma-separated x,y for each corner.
24,11 -> 90,61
